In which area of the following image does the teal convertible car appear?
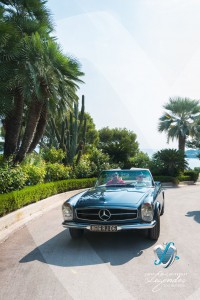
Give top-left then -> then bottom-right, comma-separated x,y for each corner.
62,168 -> 165,240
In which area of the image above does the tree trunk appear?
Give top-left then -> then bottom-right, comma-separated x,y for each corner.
15,99 -> 43,163
178,134 -> 186,152
27,102 -> 48,153
3,89 -> 24,158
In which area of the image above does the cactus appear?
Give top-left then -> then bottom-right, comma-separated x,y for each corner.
49,95 -> 87,165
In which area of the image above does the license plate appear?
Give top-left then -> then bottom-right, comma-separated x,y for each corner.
90,225 -> 118,232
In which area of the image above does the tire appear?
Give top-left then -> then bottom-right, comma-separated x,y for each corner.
148,209 -> 160,240
69,228 -> 84,239
160,199 -> 165,216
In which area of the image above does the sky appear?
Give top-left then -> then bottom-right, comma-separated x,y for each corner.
47,0 -> 200,151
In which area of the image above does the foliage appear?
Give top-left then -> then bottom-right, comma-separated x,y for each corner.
88,147 -> 111,177
41,147 -> 66,163
182,170 -> 199,182
0,162 -> 28,194
45,163 -> 72,182
42,95 -> 87,165
158,97 -> 200,151
98,127 -> 139,167
0,178 -> 96,217
128,152 -> 151,169
73,155 -> 92,178
23,164 -> 46,186
151,149 -> 188,177
178,175 -> 191,181
153,176 -> 179,185
0,1 -> 84,162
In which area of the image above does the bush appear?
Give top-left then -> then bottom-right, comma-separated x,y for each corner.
153,176 -> 179,185
45,163 -> 72,182
0,178 -> 96,217
23,164 -> 46,185
178,175 -> 191,181
183,170 -> 199,182
73,155 -> 92,178
0,163 -> 28,194
88,148 -> 111,177
129,152 -> 151,169
41,147 -> 66,163
151,149 -> 188,177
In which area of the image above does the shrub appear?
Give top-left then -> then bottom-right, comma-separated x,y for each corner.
178,175 -> 191,181
151,149 -> 188,177
73,155 -> 92,178
88,148 -> 111,177
183,170 -> 199,182
0,163 -> 28,194
0,178 -> 96,217
45,163 -> 72,182
41,147 -> 66,163
153,176 -> 179,185
23,164 -> 46,185
129,152 -> 151,169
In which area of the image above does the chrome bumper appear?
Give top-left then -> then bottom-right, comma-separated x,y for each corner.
62,220 -> 156,230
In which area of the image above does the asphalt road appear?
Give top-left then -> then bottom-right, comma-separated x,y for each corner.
0,185 -> 200,300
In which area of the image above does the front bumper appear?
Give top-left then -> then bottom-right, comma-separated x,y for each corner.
62,220 -> 156,230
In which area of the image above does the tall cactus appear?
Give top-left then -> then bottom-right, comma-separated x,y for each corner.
49,95 -> 87,165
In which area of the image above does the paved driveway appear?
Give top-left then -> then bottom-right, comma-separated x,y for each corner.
0,185 -> 200,300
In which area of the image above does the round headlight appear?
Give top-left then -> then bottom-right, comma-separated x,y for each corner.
141,203 -> 153,222
62,203 -> 73,221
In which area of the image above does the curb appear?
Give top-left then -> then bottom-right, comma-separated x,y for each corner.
0,188 -> 86,244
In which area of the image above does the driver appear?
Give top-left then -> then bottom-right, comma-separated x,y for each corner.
106,172 -> 125,185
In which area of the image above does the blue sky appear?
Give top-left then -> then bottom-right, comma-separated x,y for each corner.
47,0 -> 200,150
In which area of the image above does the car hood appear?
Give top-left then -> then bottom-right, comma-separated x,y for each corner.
73,186 -> 152,209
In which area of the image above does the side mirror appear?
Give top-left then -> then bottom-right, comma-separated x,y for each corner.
154,181 -> 161,187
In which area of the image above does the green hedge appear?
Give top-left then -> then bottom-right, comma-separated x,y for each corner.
178,175 -> 191,182
153,176 -> 179,185
0,178 -> 96,217
183,170 -> 199,182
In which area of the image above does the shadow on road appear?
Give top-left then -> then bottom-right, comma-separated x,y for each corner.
185,210 -> 200,223
20,229 -> 156,267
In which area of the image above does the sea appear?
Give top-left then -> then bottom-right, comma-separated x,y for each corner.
186,158 -> 200,170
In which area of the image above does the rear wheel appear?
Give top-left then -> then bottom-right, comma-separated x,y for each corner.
69,228 -> 84,239
148,210 -> 160,240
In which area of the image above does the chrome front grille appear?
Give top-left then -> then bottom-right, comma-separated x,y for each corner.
76,208 -> 138,221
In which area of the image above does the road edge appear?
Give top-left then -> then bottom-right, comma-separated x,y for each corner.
0,188 -> 87,244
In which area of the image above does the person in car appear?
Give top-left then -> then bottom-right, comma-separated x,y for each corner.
106,172 -> 125,185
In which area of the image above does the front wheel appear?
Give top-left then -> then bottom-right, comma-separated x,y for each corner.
148,210 -> 160,240
160,199 -> 165,216
69,228 -> 84,239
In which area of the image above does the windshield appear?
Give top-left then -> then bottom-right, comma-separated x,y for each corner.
95,170 -> 154,187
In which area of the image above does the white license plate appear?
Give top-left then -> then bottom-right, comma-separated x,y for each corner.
90,225 -> 118,232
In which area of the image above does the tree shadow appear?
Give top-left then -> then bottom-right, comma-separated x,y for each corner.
20,229 -> 156,267
185,211 -> 200,223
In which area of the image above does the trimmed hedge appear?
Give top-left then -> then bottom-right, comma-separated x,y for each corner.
183,170 -> 199,182
0,178 -> 96,217
178,175 -> 191,182
153,176 -> 179,185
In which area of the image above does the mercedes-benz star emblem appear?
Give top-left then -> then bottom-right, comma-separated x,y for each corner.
99,209 -> 111,221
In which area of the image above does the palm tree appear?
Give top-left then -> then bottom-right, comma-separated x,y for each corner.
158,97 -> 200,151
0,0 -> 53,158
0,1 -> 84,162
14,33 -> 83,162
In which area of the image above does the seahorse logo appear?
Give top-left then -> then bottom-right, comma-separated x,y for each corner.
154,242 -> 179,268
